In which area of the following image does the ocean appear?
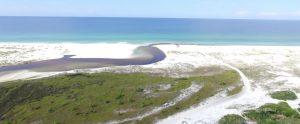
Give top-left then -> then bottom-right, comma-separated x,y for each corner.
1,16 -> 300,45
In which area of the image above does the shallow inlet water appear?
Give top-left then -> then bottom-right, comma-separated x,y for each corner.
0,45 -> 166,72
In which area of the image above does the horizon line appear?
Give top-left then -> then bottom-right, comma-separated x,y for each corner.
1,15 -> 300,21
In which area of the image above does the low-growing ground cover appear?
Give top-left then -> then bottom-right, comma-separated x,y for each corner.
0,70 -> 240,124
219,102 -> 300,124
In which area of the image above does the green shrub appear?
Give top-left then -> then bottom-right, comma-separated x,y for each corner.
243,102 -> 300,124
218,114 -> 246,124
136,88 -> 144,92
270,91 -> 297,100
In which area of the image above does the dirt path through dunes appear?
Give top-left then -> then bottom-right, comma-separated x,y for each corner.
157,53 -> 251,124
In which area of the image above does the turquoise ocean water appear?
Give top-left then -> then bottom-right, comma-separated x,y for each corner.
1,17 -> 300,45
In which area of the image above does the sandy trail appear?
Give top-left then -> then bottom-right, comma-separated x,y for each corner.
108,51 -> 251,124
157,52 -> 251,124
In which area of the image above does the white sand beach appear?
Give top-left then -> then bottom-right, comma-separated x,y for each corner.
1,43 -> 300,123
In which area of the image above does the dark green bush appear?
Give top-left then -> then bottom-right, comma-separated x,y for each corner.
243,102 -> 300,124
270,91 -> 297,100
218,114 -> 246,124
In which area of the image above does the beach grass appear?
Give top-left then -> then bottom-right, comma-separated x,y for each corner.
243,102 -> 300,124
218,114 -> 246,124
220,102 -> 300,124
270,91 -> 298,101
0,71 -> 240,124
227,85 -> 243,96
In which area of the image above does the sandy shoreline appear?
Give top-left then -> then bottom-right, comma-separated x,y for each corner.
1,43 -> 300,123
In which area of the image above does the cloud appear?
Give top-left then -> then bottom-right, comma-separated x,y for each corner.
236,10 -> 252,16
290,11 -> 300,16
258,11 -> 281,16
258,11 -> 300,17
235,10 -> 300,18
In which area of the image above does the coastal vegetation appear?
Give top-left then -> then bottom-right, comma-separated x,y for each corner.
0,71 -> 240,124
218,114 -> 246,124
270,91 -> 298,100
219,102 -> 300,124
227,85 -> 243,96
243,102 -> 300,124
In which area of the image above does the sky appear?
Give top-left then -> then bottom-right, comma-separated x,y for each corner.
1,0 -> 300,20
